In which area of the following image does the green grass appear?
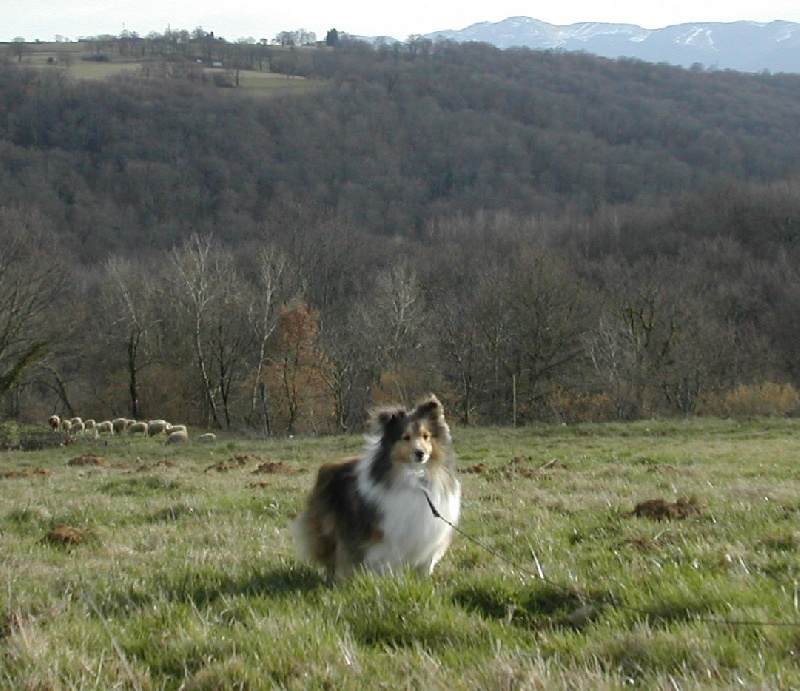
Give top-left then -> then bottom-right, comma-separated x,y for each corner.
1,418 -> 799,688
237,71 -> 322,96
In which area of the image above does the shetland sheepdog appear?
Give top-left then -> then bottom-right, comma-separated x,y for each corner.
291,394 -> 461,580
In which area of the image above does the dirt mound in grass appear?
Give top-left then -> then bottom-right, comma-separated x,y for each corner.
631,496 -> 702,521
206,454 -> 275,473
0,470 -> 29,479
135,459 -> 176,472
463,462 -> 488,474
45,525 -> 92,545
205,460 -> 238,472
232,454 -> 267,464
463,457 -> 567,477
251,460 -> 299,475
0,467 -> 51,479
67,454 -> 106,467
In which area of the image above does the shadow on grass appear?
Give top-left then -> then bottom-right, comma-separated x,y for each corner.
344,610 -> 485,650
164,563 -> 329,604
333,574 -> 497,650
91,563 -> 327,617
453,579 -> 611,630
630,595 -> 722,626
147,503 -> 202,522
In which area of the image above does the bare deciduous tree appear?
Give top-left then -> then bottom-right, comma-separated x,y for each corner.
99,255 -> 159,419
246,244 -> 296,432
166,233 -> 233,428
0,208 -> 70,409
351,264 -> 429,403
504,253 -> 590,420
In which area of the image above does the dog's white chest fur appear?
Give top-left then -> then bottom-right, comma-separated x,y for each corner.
357,458 -> 461,575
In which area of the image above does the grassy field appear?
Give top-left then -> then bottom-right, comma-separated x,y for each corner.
1,418 -> 799,689
11,42 -> 323,94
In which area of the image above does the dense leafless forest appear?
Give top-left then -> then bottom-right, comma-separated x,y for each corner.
2,37 -> 800,432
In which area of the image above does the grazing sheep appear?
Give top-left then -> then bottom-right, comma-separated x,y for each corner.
84,419 -> 96,431
147,419 -> 168,436
197,433 -> 216,443
60,419 -> 72,434
48,415 -> 61,431
95,420 -> 114,435
127,421 -> 148,436
165,424 -> 187,436
166,429 -> 189,444
72,420 -> 86,436
112,418 -> 130,435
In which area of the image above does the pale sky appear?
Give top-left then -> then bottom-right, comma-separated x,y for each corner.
4,0 -> 800,43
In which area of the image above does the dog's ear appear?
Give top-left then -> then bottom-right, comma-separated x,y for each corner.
372,407 -> 406,435
415,394 -> 444,422
416,394 -> 452,442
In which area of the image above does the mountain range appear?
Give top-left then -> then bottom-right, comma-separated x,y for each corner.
422,17 -> 800,73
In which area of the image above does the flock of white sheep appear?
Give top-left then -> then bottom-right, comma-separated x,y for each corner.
46,415 -> 216,444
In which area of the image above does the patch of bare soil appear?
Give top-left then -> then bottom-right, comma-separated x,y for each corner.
248,480 -> 271,488
500,458 -> 539,478
205,460 -> 238,473
463,457 -> 567,478
44,525 -> 92,545
134,459 -> 176,472
206,454 -> 275,473
631,496 -> 702,521
0,469 -> 29,479
232,454 -> 267,464
251,460 -> 300,475
0,467 -> 52,479
463,462 -> 489,474
114,458 -> 175,475
67,454 -> 106,467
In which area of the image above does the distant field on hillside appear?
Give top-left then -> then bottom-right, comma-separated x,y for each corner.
1,418 -> 799,688
6,40 -> 322,94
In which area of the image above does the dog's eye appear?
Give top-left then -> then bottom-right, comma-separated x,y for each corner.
402,433 -> 411,441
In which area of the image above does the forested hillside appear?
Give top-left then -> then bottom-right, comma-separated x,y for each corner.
2,41 -> 800,431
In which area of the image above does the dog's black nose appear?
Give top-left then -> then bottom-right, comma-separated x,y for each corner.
414,449 -> 425,462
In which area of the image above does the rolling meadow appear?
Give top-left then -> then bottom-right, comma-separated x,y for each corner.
1,418 -> 799,689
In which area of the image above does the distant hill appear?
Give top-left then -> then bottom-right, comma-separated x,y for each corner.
425,17 -> 800,73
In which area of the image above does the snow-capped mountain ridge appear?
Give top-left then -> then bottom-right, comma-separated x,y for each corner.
424,18 -> 800,73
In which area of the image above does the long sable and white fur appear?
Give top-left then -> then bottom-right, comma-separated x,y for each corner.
291,394 -> 461,579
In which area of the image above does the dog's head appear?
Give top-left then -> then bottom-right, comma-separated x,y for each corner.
372,394 -> 451,468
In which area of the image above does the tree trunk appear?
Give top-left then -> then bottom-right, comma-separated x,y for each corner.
127,333 -> 140,419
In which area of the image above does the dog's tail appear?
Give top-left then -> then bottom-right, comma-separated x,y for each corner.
290,509 -> 338,573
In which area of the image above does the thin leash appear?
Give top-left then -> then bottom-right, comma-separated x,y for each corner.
422,489 -> 800,629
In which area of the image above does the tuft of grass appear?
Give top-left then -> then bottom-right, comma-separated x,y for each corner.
99,475 -> 185,497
